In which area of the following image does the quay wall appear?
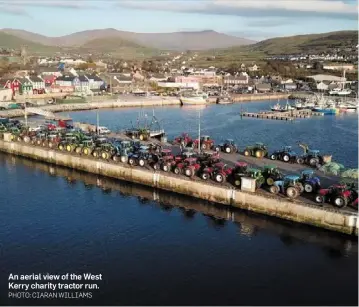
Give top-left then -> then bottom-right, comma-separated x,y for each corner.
231,93 -> 290,102
0,139 -> 357,236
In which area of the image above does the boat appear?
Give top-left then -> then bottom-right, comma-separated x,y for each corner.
270,102 -> 281,111
180,91 -> 209,105
337,102 -> 358,113
217,96 -> 233,104
329,88 -> 352,96
312,105 -> 339,115
280,101 -> 295,112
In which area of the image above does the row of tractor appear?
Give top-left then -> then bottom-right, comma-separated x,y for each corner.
1,124 -> 357,210
172,133 -> 332,168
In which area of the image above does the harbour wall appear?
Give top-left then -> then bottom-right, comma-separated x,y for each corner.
231,93 -> 290,102
0,138 -> 357,236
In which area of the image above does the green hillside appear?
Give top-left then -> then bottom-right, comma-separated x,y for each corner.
0,31 -> 59,54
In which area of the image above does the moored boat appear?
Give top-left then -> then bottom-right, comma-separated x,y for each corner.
180,91 -> 209,105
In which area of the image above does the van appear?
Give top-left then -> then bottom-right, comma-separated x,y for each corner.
97,126 -> 111,135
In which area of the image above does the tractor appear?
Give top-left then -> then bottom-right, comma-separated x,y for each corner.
128,149 -> 153,167
193,135 -> 215,150
269,146 -> 297,163
315,182 -> 358,208
215,139 -> 238,154
299,169 -> 321,193
58,135 -> 77,151
172,133 -> 193,148
244,143 -> 268,158
151,149 -> 175,171
125,128 -> 150,141
183,158 -> 202,178
196,151 -> 221,166
200,162 -> 233,183
269,175 -> 303,199
262,165 -> 284,186
247,168 -> 265,190
230,162 -> 249,187
297,143 -> 332,167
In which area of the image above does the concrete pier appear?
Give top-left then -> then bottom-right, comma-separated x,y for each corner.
0,139 -> 357,236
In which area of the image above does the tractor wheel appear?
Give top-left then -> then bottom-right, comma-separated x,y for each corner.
162,163 -> 170,172
244,150 -> 250,156
17,136 -> 22,142
201,143 -> 207,150
270,154 -> 276,160
296,157 -> 304,164
58,144 -> 64,151
201,172 -> 210,180
42,141 -> 48,147
153,163 -> 160,170
255,150 -> 264,158
215,146 -> 220,152
113,155 -> 119,162
234,179 -> 241,187
138,158 -> 146,167
120,156 -> 128,163
296,183 -> 304,194
333,196 -> 348,208
304,183 -> 314,193
31,139 -> 36,145
283,154 -> 290,162
36,139 -> 42,146
315,195 -> 325,204
93,151 -> 100,158
184,168 -> 194,177
266,177 -> 275,186
75,147 -> 82,154
23,136 -> 30,143
225,147 -> 231,153
66,144 -> 72,152
215,173 -> 225,183
173,167 -> 181,174
83,147 -> 91,155
309,157 -> 319,167
139,134 -> 144,141
101,151 -> 110,160
286,187 -> 299,199
128,157 -> 136,166
48,141 -> 54,148
270,185 -> 280,194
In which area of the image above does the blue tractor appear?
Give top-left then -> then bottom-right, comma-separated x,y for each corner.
299,169 -> 321,193
269,146 -> 297,163
269,175 -> 304,199
297,143 -> 331,167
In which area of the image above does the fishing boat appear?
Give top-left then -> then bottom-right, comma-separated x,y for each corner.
312,104 -> 338,115
280,101 -> 295,112
270,102 -> 281,111
329,88 -> 352,96
337,102 -> 358,113
217,96 -> 233,104
180,91 -> 209,105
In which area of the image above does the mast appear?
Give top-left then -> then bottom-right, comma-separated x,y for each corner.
198,110 -> 201,152
96,109 -> 99,134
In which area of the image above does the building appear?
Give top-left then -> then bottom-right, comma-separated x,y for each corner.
255,83 -> 272,92
18,78 -> 34,95
27,76 -> 45,94
323,64 -> 355,71
0,88 -> 13,102
306,74 -> 346,82
42,75 -> 57,87
282,83 -> 297,91
224,75 -> 249,86
85,74 -> 105,90
316,81 -> 329,91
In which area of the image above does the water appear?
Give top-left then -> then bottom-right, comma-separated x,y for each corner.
0,100 -> 358,305
64,100 -> 358,168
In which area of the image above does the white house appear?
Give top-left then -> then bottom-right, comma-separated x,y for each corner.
248,64 -> 259,72
316,81 -> 329,91
85,74 -> 104,90
0,88 -> 13,102
26,76 -> 45,92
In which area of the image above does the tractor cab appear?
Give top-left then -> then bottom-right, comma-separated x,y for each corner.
214,162 -> 232,175
184,157 -> 198,166
139,145 -> 150,152
283,175 -> 301,187
247,168 -> 262,179
225,139 -> 235,145
83,140 -> 94,147
161,148 -> 173,156
301,169 -> 315,180
263,165 -> 280,175
201,135 -> 211,142
95,137 -> 108,144
233,162 -> 248,173
256,142 -> 267,150
121,141 -> 132,149
308,149 -> 320,157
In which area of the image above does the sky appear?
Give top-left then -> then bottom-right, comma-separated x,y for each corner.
0,0 -> 357,41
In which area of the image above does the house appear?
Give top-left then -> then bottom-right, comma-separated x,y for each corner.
248,64 -> 259,72
1,78 -> 22,95
224,75 -> 249,85
27,76 -> 45,94
55,75 -> 75,87
0,88 -> 12,102
75,76 -> 90,92
255,83 -> 272,92
42,74 -> 57,87
18,78 -> 34,95
282,83 -> 297,91
85,74 -> 105,90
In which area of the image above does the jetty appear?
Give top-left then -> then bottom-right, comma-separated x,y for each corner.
241,110 -> 325,121
0,136 -> 357,236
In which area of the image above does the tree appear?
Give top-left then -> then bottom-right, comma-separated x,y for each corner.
87,56 -> 94,63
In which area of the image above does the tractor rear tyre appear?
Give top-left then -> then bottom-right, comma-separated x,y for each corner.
66,144 -> 73,152
101,151 -> 110,160
270,185 -> 280,194
83,147 -> 91,155
139,134 -> 144,141
296,183 -> 304,193
58,144 -> 64,151
215,173 -> 225,183
304,183 -> 314,193
215,146 -> 220,152
48,141 -> 54,148
75,147 -> 82,154
184,168 -> 194,177
283,154 -> 290,162
173,167 -> 181,174
138,158 -> 146,167
93,151 -> 100,158
234,179 -> 241,187
225,147 -> 231,153
153,163 -> 160,170
120,156 -> 128,163
286,187 -> 299,198
333,196 -> 348,208
162,163 -> 170,172
201,172 -> 210,180
270,154 -> 276,160
244,150 -> 250,156
23,136 -> 30,143
255,150 -> 264,158
36,139 -> 42,146
296,157 -> 304,164
113,155 -> 119,162
266,177 -> 274,186
128,157 -> 136,166
309,157 -> 319,167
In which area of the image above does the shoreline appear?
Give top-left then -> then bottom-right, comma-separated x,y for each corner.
0,94 -> 290,119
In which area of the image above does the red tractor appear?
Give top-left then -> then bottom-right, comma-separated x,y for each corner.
315,184 -> 358,208
152,149 -> 175,172
175,158 -> 200,178
192,135 -> 215,150
172,133 -> 193,147
200,162 -> 233,183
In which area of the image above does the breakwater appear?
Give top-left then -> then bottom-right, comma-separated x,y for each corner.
0,138 -> 357,236
231,93 -> 290,102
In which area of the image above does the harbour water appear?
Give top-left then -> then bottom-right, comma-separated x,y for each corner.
1,100 -> 358,305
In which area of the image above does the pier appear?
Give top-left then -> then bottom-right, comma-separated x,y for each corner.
241,110 -> 325,121
0,137 -> 357,236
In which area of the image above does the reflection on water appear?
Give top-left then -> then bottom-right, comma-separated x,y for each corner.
0,152 -> 357,306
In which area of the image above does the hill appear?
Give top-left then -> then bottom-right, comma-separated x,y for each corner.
1,28 -> 254,51
0,32 -> 59,54
240,30 -> 358,55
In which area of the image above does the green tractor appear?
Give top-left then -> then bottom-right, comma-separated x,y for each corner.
244,142 -> 268,159
8,126 -> 22,141
247,168 -> 265,189
58,134 -> 77,151
74,138 -> 94,154
262,165 -> 284,186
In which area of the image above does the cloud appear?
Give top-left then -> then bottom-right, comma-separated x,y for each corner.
0,0 -> 99,10
0,3 -> 29,16
115,0 -> 358,20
